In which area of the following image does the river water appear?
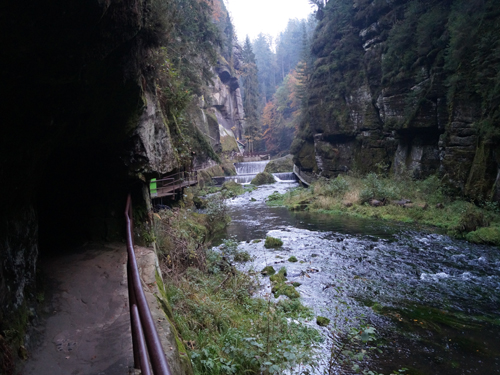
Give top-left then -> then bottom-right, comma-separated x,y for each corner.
215,175 -> 500,375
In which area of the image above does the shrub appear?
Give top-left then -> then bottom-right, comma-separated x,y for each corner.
455,204 -> 489,233
205,193 -> 230,236
264,236 -> 283,248
220,238 -> 252,263
325,175 -> 350,197
359,173 -> 400,202
288,256 -> 298,262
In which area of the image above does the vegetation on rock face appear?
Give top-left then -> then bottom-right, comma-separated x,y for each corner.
291,0 -> 500,201
251,172 -> 276,185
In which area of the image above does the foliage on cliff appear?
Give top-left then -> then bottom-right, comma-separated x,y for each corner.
146,0 -> 230,168
292,0 -> 500,200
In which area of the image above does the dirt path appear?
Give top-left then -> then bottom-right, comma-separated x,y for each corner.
22,243 -> 134,375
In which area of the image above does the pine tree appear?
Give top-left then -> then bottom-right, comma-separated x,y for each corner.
242,36 -> 262,153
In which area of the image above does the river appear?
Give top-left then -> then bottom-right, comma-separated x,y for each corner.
215,163 -> 500,375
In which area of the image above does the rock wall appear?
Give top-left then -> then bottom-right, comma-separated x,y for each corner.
0,0 -> 244,367
0,0 -> 185,369
293,0 -> 500,201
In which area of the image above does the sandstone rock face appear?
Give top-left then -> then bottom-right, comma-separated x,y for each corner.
294,0 -> 500,201
129,91 -> 177,175
207,63 -> 245,140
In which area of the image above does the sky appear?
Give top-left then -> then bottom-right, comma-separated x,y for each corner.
224,0 -> 314,43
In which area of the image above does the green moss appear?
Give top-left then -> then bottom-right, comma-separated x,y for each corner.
264,236 -> 283,248
251,172 -> 276,185
288,256 -> 298,262
261,266 -> 276,276
316,316 -> 330,327
272,284 -> 300,299
270,267 -> 287,283
465,226 -> 500,246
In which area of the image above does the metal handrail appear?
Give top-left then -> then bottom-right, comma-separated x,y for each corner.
125,194 -> 172,375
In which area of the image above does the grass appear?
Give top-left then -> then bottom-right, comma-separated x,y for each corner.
267,173 -> 500,245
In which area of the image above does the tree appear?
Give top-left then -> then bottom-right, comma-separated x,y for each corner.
253,33 -> 276,105
241,36 -> 262,152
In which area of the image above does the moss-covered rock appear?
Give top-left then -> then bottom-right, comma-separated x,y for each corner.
316,316 -> 330,327
251,172 -> 276,185
272,284 -> 300,299
465,226 -> 500,246
261,266 -> 276,276
264,155 -> 294,173
219,125 -> 239,153
270,267 -> 287,283
264,236 -> 283,248
288,256 -> 298,262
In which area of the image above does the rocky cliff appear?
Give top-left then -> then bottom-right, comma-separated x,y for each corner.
293,0 -> 500,201
0,0 -> 241,370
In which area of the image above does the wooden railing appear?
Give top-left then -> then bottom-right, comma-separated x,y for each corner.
150,171 -> 198,198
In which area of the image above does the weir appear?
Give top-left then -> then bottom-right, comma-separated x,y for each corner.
225,161 -> 297,185
233,161 -> 269,175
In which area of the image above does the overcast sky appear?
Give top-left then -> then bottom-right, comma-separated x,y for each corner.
224,0 -> 314,43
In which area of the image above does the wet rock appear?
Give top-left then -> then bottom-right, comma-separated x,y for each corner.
391,199 -> 412,206
369,199 -> 385,207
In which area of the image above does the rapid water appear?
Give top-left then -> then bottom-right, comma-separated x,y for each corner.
217,179 -> 500,374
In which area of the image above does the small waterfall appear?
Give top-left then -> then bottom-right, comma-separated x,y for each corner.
222,161 -> 296,185
273,172 -> 297,182
234,161 -> 270,175
225,175 -> 256,184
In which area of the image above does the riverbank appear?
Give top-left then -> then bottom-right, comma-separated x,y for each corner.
267,174 -> 500,246
151,192 -> 321,375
